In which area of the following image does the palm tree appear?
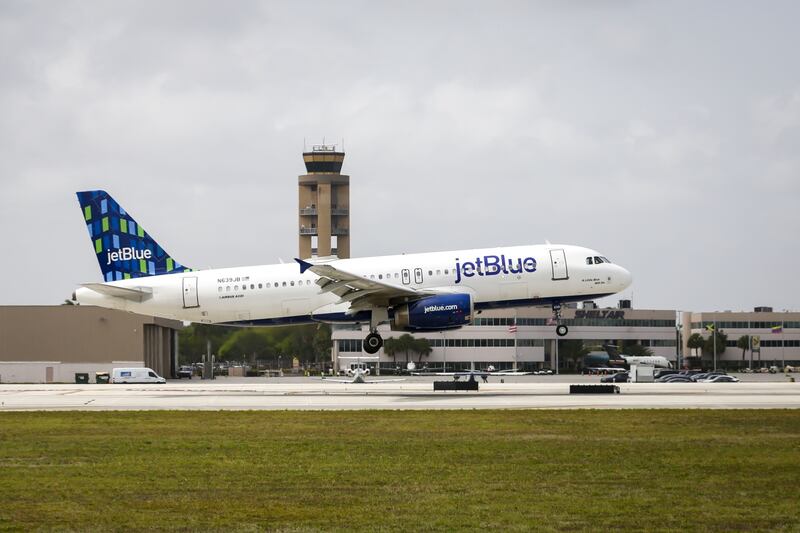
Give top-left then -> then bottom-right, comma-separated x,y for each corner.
383,337 -> 400,366
687,333 -> 704,357
414,338 -> 432,365
737,335 -> 750,364
395,333 -> 417,365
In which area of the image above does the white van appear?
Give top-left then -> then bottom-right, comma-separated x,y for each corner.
111,367 -> 166,384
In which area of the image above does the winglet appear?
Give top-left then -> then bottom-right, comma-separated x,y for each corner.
295,258 -> 313,274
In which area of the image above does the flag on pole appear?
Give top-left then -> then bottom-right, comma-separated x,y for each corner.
771,325 -> 783,334
508,324 -> 518,334
705,323 -> 715,332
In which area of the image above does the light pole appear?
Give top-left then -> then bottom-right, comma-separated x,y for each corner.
441,331 -> 446,373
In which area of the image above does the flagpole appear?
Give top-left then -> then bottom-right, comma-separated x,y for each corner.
513,314 -> 518,372
713,321 -> 717,371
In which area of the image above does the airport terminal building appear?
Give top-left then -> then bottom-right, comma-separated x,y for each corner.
333,304 -> 800,373
682,308 -> 800,369
332,303 -> 680,372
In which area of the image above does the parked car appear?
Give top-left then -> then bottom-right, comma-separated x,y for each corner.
601,372 -> 629,383
653,369 -> 681,380
690,371 -> 726,382
177,366 -> 193,379
661,375 -> 694,383
698,375 -> 740,383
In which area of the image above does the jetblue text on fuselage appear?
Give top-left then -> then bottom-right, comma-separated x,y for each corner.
454,254 -> 537,284
106,247 -> 152,265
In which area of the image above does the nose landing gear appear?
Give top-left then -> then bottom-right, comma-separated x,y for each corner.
553,303 -> 568,337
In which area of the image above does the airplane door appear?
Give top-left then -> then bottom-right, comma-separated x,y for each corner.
401,269 -> 411,285
414,268 -> 423,284
182,277 -> 199,308
549,249 -> 569,280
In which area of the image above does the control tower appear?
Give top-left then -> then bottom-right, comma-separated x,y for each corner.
298,144 -> 350,258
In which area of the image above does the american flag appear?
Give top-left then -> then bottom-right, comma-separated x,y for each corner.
546,318 -> 557,326
508,324 -> 518,334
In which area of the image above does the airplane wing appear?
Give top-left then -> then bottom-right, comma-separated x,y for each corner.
81,283 -> 153,302
295,258 -> 445,310
413,371 -> 490,377
320,377 -> 406,384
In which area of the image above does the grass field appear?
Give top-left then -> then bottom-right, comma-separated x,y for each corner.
0,410 -> 799,531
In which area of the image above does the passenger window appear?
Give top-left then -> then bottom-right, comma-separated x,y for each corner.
586,257 -> 593,265
218,287 -> 222,292
290,281 -> 295,286
242,285 -> 247,291
234,285 -> 239,291
307,280 -> 311,285
378,274 -> 383,279
282,282 -> 286,287
394,273 -> 399,279
226,286 -> 231,292
250,284 -> 255,290
428,270 -> 433,276
444,269 -> 449,275
436,270 -> 441,275
258,283 -> 263,289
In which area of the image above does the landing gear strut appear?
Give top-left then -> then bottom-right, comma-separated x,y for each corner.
553,303 -> 568,337
362,307 -> 388,354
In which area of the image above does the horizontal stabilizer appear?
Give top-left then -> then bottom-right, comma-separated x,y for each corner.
81,283 -> 153,302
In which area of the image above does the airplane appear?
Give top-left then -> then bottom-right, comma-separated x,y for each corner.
598,344 -> 673,369
322,356 -> 405,384
72,190 -> 633,354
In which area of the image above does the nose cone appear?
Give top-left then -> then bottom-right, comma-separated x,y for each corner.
617,265 -> 633,290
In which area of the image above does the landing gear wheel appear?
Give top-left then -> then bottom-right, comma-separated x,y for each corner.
363,332 -> 383,354
556,324 -> 568,337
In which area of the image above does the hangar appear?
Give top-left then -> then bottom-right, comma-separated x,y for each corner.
0,306 -> 182,383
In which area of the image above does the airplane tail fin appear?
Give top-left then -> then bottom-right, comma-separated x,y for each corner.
76,190 -> 193,281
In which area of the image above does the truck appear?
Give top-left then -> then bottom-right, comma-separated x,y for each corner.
111,367 -> 166,384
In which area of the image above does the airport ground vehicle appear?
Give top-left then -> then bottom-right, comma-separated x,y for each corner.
600,372 -> 629,383
111,367 -> 166,384
177,366 -> 193,379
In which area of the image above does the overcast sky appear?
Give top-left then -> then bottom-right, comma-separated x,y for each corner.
1,1 -> 798,312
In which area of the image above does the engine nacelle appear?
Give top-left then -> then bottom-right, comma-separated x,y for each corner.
392,293 -> 473,331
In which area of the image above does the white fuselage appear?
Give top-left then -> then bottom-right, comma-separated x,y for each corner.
74,244 -> 632,326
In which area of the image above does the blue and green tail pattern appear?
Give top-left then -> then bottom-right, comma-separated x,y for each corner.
76,190 -> 192,281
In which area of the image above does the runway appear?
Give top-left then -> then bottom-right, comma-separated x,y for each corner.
1,375 -> 798,410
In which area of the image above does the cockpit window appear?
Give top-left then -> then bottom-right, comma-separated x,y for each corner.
601,256 -> 611,263
594,256 -> 603,264
586,257 -> 594,265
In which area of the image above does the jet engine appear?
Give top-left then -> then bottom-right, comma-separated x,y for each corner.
392,293 -> 473,331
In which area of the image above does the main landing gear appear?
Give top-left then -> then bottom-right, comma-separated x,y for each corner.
553,303 -> 569,337
364,331 -> 383,354
362,307 -> 388,355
